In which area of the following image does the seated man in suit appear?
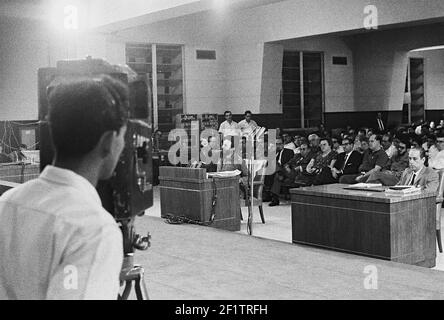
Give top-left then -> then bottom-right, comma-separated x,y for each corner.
340,134 -> 390,184
322,136 -> 362,184
366,139 -> 410,186
397,147 -> 439,193
267,138 -> 300,206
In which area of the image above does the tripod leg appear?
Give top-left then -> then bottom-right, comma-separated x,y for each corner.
135,274 -> 149,300
120,280 -> 132,300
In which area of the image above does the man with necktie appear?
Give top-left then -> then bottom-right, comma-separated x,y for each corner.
397,148 -> 439,193
328,137 -> 362,183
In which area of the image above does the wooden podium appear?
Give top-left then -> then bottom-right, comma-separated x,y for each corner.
159,167 -> 240,231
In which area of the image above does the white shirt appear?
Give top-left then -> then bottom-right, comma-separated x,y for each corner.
0,166 -> 123,300
385,144 -> 397,159
218,120 -> 240,136
284,142 -> 297,152
238,119 -> 258,136
429,145 -> 444,170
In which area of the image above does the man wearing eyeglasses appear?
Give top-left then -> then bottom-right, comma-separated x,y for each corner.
366,139 -> 410,186
340,134 -> 390,184
428,131 -> 444,170
329,137 -> 362,183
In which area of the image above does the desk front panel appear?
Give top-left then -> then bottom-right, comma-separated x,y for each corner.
291,185 -> 436,267
160,176 -> 240,232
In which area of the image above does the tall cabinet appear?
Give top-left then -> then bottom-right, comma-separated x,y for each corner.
403,57 -> 425,124
126,43 -> 184,148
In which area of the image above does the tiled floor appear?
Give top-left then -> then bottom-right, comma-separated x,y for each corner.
146,186 -> 444,271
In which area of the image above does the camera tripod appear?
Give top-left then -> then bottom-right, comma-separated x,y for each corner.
118,229 -> 151,300
118,253 -> 149,300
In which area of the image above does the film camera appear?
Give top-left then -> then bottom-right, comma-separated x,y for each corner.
38,57 -> 153,299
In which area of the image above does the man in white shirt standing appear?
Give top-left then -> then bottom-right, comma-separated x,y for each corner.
218,110 -> 240,137
238,110 -> 258,137
0,76 -> 127,299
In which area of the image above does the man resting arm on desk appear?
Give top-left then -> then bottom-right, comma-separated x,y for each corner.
397,148 -> 439,193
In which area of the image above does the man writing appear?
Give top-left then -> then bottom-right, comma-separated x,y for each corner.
0,76 -> 127,299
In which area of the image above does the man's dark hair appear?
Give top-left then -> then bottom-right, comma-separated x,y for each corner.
436,130 -> 444,139
244,110 -> 252,116
48,75 -> 129,159
224,111 -> 232,116
382,133 -> 392,142
398,139 -> 411,149
342,137 -> 352,145
373,134 -> 383,144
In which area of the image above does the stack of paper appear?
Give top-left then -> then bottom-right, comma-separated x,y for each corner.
385,185 -> 421,195
207,170 -> 241,178
353,183 -> 383,188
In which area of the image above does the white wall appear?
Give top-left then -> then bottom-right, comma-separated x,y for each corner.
277,36 -> 355,113
0,19 -> 49,120
260,43 -> 283,114
410,50 -> 444,111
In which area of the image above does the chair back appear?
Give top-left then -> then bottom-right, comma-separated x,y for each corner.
437,169 -> 444,203
435,169 -> 444,231
240,160 -> 267,207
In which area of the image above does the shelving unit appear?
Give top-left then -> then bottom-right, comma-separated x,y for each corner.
126,43 -> 184,149
403,57 -> 425,124
282,51 -> 324,129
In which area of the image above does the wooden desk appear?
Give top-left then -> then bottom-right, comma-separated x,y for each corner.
159,167 -> 240,231
291,184 -> 437,267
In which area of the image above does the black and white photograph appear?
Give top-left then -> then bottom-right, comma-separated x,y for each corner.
1,0 -> 444,308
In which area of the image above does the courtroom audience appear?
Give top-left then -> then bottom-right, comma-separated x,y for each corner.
340,134 -> 390,184
331,136 -> 344,154
328,137 -> 362,183
382,133 -> 397,159
294,137 -> 337,186
366,139 -> 410,186
282,133 -> 297,153
268,138 -> 296,206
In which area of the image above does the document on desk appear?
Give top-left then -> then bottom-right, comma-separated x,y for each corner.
385,186 -> 421,195
343,183 -> 385,192
207,170 -> 241,179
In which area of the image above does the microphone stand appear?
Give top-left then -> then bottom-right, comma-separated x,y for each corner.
245,127 -> 266,236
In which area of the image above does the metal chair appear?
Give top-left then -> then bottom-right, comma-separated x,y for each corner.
435,169 -> 444,253
240,160 -> 267,224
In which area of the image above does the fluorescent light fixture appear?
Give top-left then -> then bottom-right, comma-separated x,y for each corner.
411,45 -> 444,52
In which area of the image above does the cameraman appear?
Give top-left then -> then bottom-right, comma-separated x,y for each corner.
0,76 -> 128,299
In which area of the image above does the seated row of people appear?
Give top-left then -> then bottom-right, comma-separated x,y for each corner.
267,132 -> 441,206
